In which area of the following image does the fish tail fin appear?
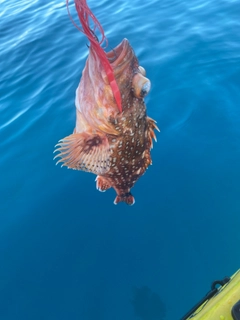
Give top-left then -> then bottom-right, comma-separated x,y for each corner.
66,0 -> 122,113
114,192 -> 135,206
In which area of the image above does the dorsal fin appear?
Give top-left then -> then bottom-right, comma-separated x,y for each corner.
66,0 -> 122,113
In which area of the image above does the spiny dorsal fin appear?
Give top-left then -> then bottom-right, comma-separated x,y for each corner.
66,0 -> 122,113
146,116 -> 160,149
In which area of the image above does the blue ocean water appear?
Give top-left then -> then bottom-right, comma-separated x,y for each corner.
1,0 -> 240,319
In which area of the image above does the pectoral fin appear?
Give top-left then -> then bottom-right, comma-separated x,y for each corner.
54,132 -> 111,175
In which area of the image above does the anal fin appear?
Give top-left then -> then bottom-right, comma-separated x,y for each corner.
54,132 -> 111,175
96,176 -> 111,192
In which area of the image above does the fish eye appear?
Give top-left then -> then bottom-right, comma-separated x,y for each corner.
132,73 -> 151,98
140,80 -> 151,97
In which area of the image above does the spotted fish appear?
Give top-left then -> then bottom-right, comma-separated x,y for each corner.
54,0 -> 159,205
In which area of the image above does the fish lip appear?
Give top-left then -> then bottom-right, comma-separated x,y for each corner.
106,38 -> 130,67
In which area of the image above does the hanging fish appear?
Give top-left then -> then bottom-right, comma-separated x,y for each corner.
54,0 -> 159,205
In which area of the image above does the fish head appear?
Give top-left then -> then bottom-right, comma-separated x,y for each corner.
75,38 -> 151,135
107,38 -> 151,110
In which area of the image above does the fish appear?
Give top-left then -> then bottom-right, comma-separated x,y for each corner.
54,0 -> 159,205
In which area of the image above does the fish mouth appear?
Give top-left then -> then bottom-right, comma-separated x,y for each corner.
106,38 -> 133,70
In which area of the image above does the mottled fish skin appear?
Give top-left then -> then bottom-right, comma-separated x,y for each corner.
54,38 -> 159,205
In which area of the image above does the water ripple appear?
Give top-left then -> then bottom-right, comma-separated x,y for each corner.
1,0 -> 240,207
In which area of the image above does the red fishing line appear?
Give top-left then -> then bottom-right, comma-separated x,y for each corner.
66,0 -> 122,112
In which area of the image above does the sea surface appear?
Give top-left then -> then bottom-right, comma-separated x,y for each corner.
1,0 -> 240,319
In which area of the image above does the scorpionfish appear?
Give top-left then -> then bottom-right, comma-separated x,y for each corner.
54,1 -> 159,205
